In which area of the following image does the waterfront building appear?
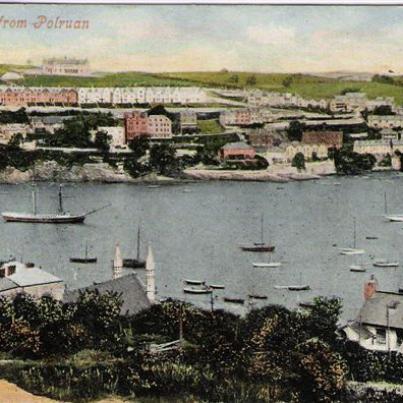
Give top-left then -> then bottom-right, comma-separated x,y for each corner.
353,139 -> 403,158
219,141 -> 256,161
124,111 -> 172,141
42,57 -> 90,76
0,260 -> 64,300
343,277 -> 403,353
247,128 -> 275,151
285,142 -> 329,162
368,115 -> 403,129
302,130 -> 343,149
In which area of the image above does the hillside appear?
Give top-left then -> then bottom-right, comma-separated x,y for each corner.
0,65 -> 402,105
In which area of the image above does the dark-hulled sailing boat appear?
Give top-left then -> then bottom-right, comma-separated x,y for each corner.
240,213 -> 275,252
70,241 -> 97,264
2,185 -> 110,224
123,226 -> 146,268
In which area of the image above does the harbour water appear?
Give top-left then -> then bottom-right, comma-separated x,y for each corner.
2,173 -> 403,321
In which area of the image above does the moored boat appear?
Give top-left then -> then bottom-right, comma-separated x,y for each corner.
2,185 -> 109,224
210,284 -> 225,289
248,294 -> 268,300
240,213 -> 275,252
183,287 -> 212,294
349,265 -> 366,272
184,279 -> 206,286
373,261 -> 399,268
70,241 -> 97,264
224,297 -> 245,304
123,226 -> 146,269
253,262 -> 282,268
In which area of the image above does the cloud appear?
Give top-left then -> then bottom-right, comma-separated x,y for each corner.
246,24 -> 295,46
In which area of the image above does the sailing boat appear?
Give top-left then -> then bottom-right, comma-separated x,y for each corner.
70,241 -> 97,264
240,213 -> 275,252
123,226 -> 146,268
339,218 -> 365,255
2,185 -> 109,224
384,192 -> 403,222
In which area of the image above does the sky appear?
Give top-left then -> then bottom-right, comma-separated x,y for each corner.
0,4 -> 402,74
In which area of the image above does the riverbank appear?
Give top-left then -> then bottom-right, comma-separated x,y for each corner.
184,160 -> 335,182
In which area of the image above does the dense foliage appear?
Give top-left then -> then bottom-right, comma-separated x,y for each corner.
334,148 -> 376,175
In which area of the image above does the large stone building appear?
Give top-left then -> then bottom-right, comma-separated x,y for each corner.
219,141 -> 256,161
42,57 -> 91,76
0,260 -> 64,300
329,92 -> 367,113
124,111 -> 172,142
302,130 -> 343,149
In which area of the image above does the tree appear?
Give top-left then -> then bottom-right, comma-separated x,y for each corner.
287,120 -> 304,142
228,74 -> 239,84
246,75 -> 257,86
149,143 -> 178,176
373,105 -> 394,116
128,135 -> 149,159
305,297 -> 343,345
8,133 -> 23,149
292,152 -> 306,170
282,76 -> 293,88
94,131 -> 110,153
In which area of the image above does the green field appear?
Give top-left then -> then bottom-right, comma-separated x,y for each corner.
1,63 -> 403,105
197,119 -> 223,134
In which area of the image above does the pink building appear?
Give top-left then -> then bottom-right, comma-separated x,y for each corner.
219,142 -> 256,160
124,111 -> 172,142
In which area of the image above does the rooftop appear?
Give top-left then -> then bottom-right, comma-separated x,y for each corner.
357,291 -> 403,329
63,273 -> 151,315
302,130 -> 343,146
221,141 -> 254,150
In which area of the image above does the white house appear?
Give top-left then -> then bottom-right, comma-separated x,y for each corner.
368,115 -> 403,129
0,260 -> 64,300
96,126 -> 125,147
343,277 -> 403,353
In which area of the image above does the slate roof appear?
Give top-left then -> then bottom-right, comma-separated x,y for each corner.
0,277 -> 18,292
302,131 -> 343,147
221,142 -> 254,150
63,273 -> 151,316
357,291 -> 403,329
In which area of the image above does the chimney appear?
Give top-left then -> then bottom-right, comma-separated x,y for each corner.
112,242 -> 123,280
364,274 -> 378,300
145,245 -> 156,304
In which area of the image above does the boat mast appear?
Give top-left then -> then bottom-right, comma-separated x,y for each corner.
353,217 -> 357,249
85,241 -> 88,260
384,192 -> 388,215
136,226 -> 141,261
31,190 -> 37,215
260,213 -> 264,244
58,185 -> 64,214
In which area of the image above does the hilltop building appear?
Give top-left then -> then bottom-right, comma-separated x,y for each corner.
42,57 -> 91,76
0,260 -> 64,300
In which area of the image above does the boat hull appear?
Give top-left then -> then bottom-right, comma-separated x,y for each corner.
253,262 -> 282,268
224,298 -> 245,304
122,258 -> 146,268
183,287 -> 212,294
241,245 -> 275,252
2,213 -> 85,224
70,257 -> 97,264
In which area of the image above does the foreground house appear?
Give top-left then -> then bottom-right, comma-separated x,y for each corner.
343,276 -> 403,353
0,260 -> 64,300
64,244 -> 155,315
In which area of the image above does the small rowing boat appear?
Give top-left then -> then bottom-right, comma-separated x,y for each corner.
248,294 -> 268,300
184,279 -> 206,286
210,284 -> 225,289
373,261 -> 399,268
183,287 -> 212,294
253,262 -> 282,268
224,297 -> 245,304
349,265 -> 366,272
274,285 -> 310,291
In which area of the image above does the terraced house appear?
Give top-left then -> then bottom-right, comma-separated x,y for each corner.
124,111 -> 172,141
